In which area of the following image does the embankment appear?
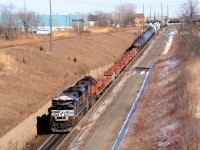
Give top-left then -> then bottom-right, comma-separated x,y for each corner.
0,28 -> 140,149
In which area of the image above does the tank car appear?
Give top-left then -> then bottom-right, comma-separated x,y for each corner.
126,27 -> 155,53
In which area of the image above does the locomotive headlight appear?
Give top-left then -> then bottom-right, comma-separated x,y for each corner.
51,112 -> 56,116
51,112 -> 59,116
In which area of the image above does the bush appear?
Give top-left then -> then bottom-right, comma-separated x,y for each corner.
40,46 -> 44,51
73,57 -> 77,63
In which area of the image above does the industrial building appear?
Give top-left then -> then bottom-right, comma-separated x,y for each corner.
37,14 -> 89,31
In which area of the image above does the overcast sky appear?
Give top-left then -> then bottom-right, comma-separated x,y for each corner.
1,0 -> 200,18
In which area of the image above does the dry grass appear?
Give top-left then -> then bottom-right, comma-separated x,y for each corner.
0,28 -> 140,135
0,52 -> 16,73
0,28 -> 116,48
185,59 -> 200,118
89,27 -> 114,33
175,34 -> 200,148
119,34 -> 200,149
0,30 -> 78,48
53,30 -> 77,38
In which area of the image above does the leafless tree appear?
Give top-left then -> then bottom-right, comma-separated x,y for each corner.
18,10 -> 41,33
0,3 -> 19,39
179,0 -> 200,32
94,11 -> 112,27
115,3 -> 136,27
97,11 -> 112,27
32,13 -> 42,30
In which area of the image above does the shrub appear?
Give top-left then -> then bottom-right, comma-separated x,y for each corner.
73,57 -> 77,63
40,46 -> 44,51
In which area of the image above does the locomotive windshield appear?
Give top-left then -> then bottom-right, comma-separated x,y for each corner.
64,100 -> 74,110
55,100 -> 74,110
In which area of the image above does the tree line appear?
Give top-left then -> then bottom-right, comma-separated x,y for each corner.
0,3 -> 42,39
0,0 -> 200,40
93,3 -> 136,28
178,0 -> 200,33
0,3 -> 137,39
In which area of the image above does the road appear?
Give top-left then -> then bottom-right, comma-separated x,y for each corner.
56,26 -> 174,150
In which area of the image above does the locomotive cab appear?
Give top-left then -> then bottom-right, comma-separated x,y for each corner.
50,96 -> 78,132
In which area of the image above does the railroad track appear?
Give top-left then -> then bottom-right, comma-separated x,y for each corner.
37,134 -> 67,150
37,27 -> 173,150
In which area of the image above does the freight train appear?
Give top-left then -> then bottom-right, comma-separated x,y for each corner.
49,21 -> 166,132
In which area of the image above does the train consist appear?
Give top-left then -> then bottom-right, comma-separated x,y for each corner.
49,21 -> 166,132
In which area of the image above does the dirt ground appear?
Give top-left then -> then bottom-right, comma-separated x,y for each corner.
119,34 -> 200,149
0,28 -> 140,136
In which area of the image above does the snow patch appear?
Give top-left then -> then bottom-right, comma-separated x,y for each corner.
158,122 -> 181,148
196,112 -> 200,118
158,57 -> 180,87
163,32 -> 175,55
140,71 -> 145,75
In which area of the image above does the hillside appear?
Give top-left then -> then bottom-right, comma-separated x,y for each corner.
119,32 -> 200,149
0,28 -> 140,136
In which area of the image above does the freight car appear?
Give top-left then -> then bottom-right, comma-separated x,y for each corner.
126,26 -> 156,53
49,22 -> 163,132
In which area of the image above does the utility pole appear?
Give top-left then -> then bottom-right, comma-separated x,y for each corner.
88,14 -> 90,30
150,5 -> 151,20
97,14 -> 98,27
68,14 -> 70,28
114,13 -> 116,27
167,4 -> 169,18
24,0 -> 27,33
143,4 -> 144,27
78,13 -> 80,32
49,0 -> 52,52
24,0 -> 26,13
119,12 -> 121,27
161,2 -> 163,19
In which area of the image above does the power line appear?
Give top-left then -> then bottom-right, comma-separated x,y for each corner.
64,0 -> 183,8
64,0 -> 116,7
50,0 -> 53,52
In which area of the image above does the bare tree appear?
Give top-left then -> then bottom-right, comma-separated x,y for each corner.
0,3 -> 19,39
32,13 -> 42,30
115,3 -> 136,27
18,10 -> 35,33
179,0 -> 200,32
94,11 -> 112,27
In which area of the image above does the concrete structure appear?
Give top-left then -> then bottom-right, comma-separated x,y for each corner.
88,15 -> 98,27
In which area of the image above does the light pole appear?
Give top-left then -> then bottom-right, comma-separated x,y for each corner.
88,13 -> 90,30
143,4 -> 144,28
49,0 -> 53,52
161,2 -> 163,19
118,12 -> 121,27
77,13 -> 80,32
150,5 -> 151,20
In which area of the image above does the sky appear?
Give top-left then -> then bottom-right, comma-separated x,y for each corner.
1,0 -> 200,18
